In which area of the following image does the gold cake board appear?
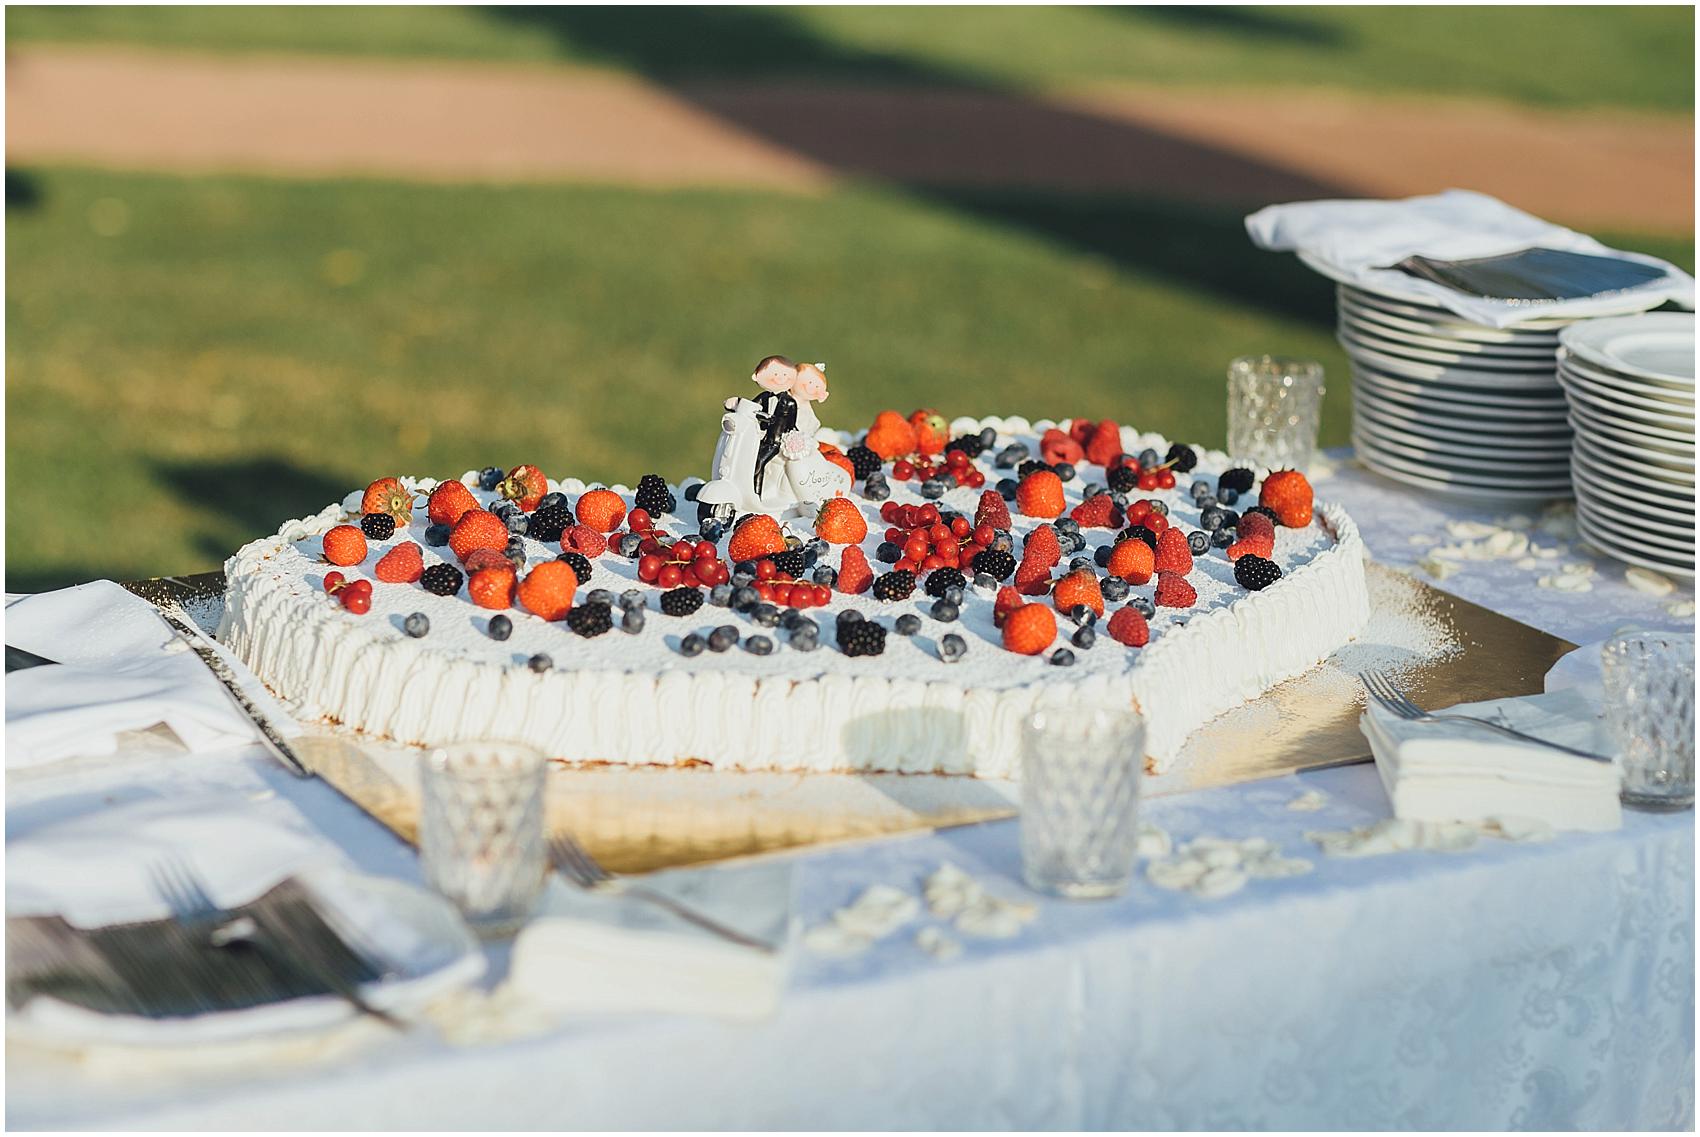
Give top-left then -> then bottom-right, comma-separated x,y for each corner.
128,562 -> 1574,876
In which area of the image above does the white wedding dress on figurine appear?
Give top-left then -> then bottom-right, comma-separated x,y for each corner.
699,397 -> 849,519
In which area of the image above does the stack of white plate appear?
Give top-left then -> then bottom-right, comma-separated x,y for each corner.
1556,312 -> 1695,578
1337,284 -> 1575,502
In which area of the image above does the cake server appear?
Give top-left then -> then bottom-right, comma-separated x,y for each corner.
151,605 -> 313,779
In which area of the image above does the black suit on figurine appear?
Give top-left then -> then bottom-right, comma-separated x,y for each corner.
752,390 -> 798,497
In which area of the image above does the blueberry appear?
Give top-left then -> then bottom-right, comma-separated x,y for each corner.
1094,545 -> 1112,568
504,512 -> 529,536
1050,648 -> 1076,667
920,478 -> 947,500
895,613 -> 922,636
732,566 -> 757,586
991,532 -> 1014,553
996,478 -> 1019,500
1191,480 -> 1212,502
1138,448 -> 1161,469
1211,527 -> 1235,549
1200,505 -> 1228,532
1055,518 -> 1081,537
837,609 -> 864,627
863,478 -> 891,502
403,612 -> 429,638
876,541 -> 903,564
1108,491 -> 1129,509
744,634 -> 774,656
994,449 -> 1020,470
812,565 -> 837,587
616,533 -> 643,558
708,582 -> 734,607
930,599 -> 960,623
486,614 -> 513,641
585,588 -> 614,608
1052,462 -> 1076,483
505,535 -> 525,559
423,523 -> 450,547
1069,556 -> 1093,574
537,491 -> 568,513
528,653 -> 552,673
751,603 -> 780,628
1068,603 -> 1096,627
732,585 -> 761,612
1101,577 -> 1130,602
699,519 -> 725,542
1072,625 -> 1097,649
679,633 -> 706,657
1082,483 -> 1105,499
944,586 -> 965,606
973,571 -> 998,591
1218,487 -> 1240,506
1058,533 -> 1084,555
478,466 -> 503,491
619,588 -> 645,611
1187,531 -> 1210,555
1148,500 -> 1168,517
939,633 -> 967,663
708,625 -> 738,652
1195,493 -> 1218,511
978,426 -> 997,448
621,608 -> 645,634
1131,595 -> 1156,617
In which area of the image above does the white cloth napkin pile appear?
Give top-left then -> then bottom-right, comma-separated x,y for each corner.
4,581 -> 292,769
1245,189 -> 1695,327
508,860 -> 795,1021
1361,686 -> 1620,833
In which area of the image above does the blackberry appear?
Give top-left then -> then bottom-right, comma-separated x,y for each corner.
527,503 -> 574,542
486,614 -> 513,640
1234,554 -> 1283,592
1187,531 -> 1210,556
1108,465 -> 1140,494
420,563 -> 464,597
359,513 -> 396,541
771,548 -> 808,576
1243,504 -> 1281,528
1017,459 -> 1051,481
566,603 -> 613,637
528,653 -> 553,673
558,551 -> 594,584
924,567 -> 967,598
403,612 -> 430,638
895,613 -> 922,636
708,625 -> 739,652
939,633 -> 967,663
929,598 -> 960,623
872,569 -> 917,602
678,633 -> 706,657
635,474 -> 676,516
1164,443 -> 1198,473
478,466 -> 504,491
837,619 -> 887,657
1219,468 -> 1256,495
944,434 -> 986,459
744,635 -> 775,656
846,445 -> 884,480
1125,525 -> 1158,552
424,523 -> 450,547
660,587 -> 704,617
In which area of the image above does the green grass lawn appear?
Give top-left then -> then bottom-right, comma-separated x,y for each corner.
7,5 -> 1693,112
5,168 -> 1692,590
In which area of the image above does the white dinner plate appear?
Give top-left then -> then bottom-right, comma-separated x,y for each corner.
1353,413 -> 1572,467
1354,395 -> 1574,448
1340,330 -> 1561,387
1354,429 -> 1573,494
1568,414 -> 1695,472
1558,369 -> 1697,433
1575,513 -> 1695,578
1336,292 -> 1563,346
1570,460 -> 1696,527
1575,498 -> 1696,560
1558,352 -> 1696,408
1559,311 -> 1695,386
1336,281 -> 1578,330
1572,437 -> 1695,493
1566,399 -> 1695,454
1352,367 -> 1571,414
1338,309 -> 1559,359
1338,319 -> 1559,369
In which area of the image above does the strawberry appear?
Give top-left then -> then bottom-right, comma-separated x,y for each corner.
449,509 -> 509,563
1259,469 -> 1314,528
575,488 -> 627,533
1051,569 -> 1104,618
1040,428 -> 1085,466
498,464 -> 548,512
517,560 -> 577,621
1067,418 -> 1097,447
468,566 -> 515,610
1238,511 -> 1276,542
322,525 -> 368,566
427,480 -> 479,527
463,546 -> 513,575
1015,560 -> 1053,596
820,444 -> 856,480
1069,494 -> 1123,529
561,524 -> 608,558
1002,603 -> 1057,655
974,490 -> 1012,531
908,409 -> 949,457
836,545 -> 874,595
1085,420 -> 1123,468
865,410 -> 918,460
361,477 -> 413,524
1107,605 -> 1150,647
1107,538 -> 1155,584
374,541 -> 424,583
1227,532 -> 1275,561
1153,527 -> 1193,575
815,498 -> 868,545
1022,524 -> 1062,570
1015,470 -> 1065,518
993,585 -> 1024,628
728,514 -> 787,563
1154,571 -> 1197,608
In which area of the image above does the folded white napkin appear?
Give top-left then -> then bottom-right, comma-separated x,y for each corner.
1361,687 -> 1621,832
5,581 -> 292,769
7,793 -> 338,928
508,860 -> 795,1021
1245,189 -> 1694,327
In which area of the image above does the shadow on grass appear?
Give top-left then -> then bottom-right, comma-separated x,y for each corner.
6,167 -> 43,211
153,456 -> 350,567
1114,5 -> 1351,47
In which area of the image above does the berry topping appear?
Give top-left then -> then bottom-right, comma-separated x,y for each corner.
1218,467 -> 1256,495
970,548 -> 1015,581
561,524 -> 608,559
909,408 -> 949,457
1234,554 -> 1283,592
727,514 -> 787,564
1051,569 -> 1105,618
1227,532 -> 1275,561
974,489 -> 1013,531
361,477 -> 414,524
1123,524 -> 1158,552
1153,527 -> 1193,575
423,524 -> 450,547
1039,428 -> 1086,467
939,633 -> 967,662
1050,648 -> 1076,667
478,466 -> 503,491
1259,469 -> 1314,528
678,633 -> 706,657
403,612 -> 430,638
837,618 -> 887,657
1001,603 -> 1058,655
528,653 -> 553,673
1069,493 -> 1123,529
1163,443 -> 1197,473
374,542 -> 424,583
566,602 -> 613,637
1153,570 -> 1197,609
427,481 -> 479,527
924,567 -> 967,598
1015,470 -> 1066,519
836,545 -> 874,595
1107,605 -> 1150,647
660,586 -> 705,617
814,498 -> 868,545
526,503 -> 574,542
1107,464 -> 1140,494
846,445 -> 883,480
322,525 -> 368,567
1107,537 -> 1155,584
895,613 -> 923,636
359,512 -> 396,541
575,488 -> 627,533
634,474 -> 676,516
486,613 -> 512,640
1085,420 -> 1123,468
468,566 -> 516,610
558,551 -> 594,584
449,510 -> 509,564
419,563 -> 463,597
708,625 -> 739,652
498,464 -> 549,512
872,569 -> 917,602
865,410 -> 919,460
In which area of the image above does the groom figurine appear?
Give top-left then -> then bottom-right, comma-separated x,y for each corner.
750,355 -> 800,497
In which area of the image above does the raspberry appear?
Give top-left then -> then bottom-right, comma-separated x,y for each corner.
1106,605 -> 1150,647
1154,571 -> 1197,609
837,546 -> 874,595
1153,528 -> 1193,575
846,445 -> 884,480
374,542 -> 424,583
974,490 -> 1012,531
420,563 -> 464,596
526,503 -> 574,542
660,586 -> 704,616
1070,494 -> 1123,529
566,602 -> 613,637
561,524 -> 607,558
837,619 -> 887,657
1227,532 -> 1275,561
970,548 -> 1015,581
359,512 -> 396,541
872,569 -> 917,602
559,551 -> 593,583
635,474 -> 676,516
1243,504 -> 1281,529
1234,554 -> 1283,591
924,567 -> 966,598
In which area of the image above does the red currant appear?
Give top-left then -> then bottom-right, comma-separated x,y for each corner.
755,559 -> 778,581
627,508 -> 653,533
895,558 -> 919,573
892,460 -> 915,482
945,449 -> 968,469
657,564 -> 684,589
972,523 -> 996,546
966,470 -> 986,488
773,583 -> 793,606
904,535 -> 929,562
323,571 -> 346,594
880,501 -> 902,524
1138,472 -> 1159,491
637,554 -> 663,582
920,553 -> 946,572
1156,470 -> 1176,489
918,504 -> 941,527
341,589 -> 371,615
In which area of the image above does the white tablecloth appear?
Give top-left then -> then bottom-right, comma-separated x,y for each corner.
7,454 -> 1694,1131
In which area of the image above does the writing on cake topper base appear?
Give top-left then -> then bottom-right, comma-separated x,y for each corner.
697,356 -> 851,522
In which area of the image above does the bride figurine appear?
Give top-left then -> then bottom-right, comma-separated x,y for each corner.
698,356 -> 851,523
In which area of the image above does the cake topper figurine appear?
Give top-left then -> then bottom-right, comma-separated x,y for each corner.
698,355 -> 852,523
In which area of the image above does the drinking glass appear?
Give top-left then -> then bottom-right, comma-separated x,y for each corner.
1601,633 -> 1695,810
1020,707 -> 1147,898
1226,355 -> 1326,472
418,741 -> 549,934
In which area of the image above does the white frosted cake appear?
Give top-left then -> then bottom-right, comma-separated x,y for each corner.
220,370 -> 1368,778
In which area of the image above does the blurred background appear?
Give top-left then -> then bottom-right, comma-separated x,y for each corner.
5,4 -> 1694,591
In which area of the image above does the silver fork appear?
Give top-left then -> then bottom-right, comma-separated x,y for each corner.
548,833 -> 776,954
1359,669 -> 1612,764
151,856 -> 404,1027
